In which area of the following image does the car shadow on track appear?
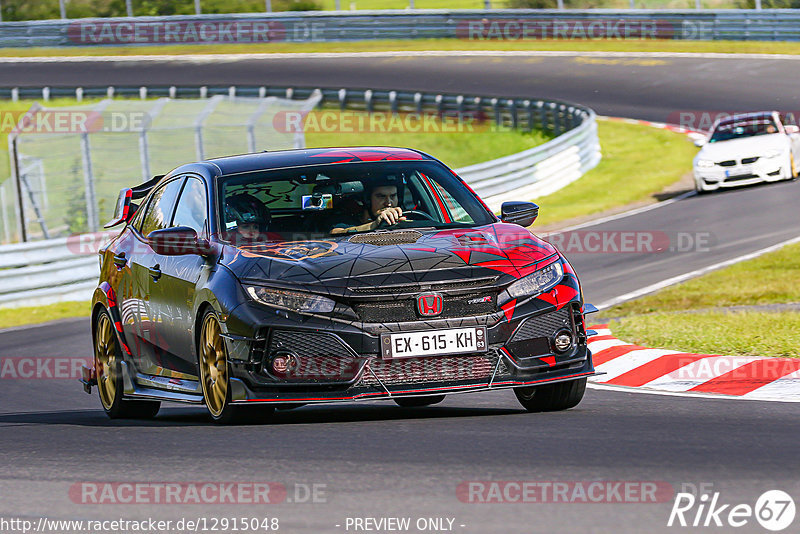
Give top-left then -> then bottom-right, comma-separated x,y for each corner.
0,404 -> 526,427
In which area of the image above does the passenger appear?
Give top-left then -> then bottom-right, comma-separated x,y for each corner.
330,180 -> 406,235
225,193 -> 271,242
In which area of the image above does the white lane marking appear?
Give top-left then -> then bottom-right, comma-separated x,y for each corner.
596,235 -> 800,310
742,369 -> 800,401
641,356 -> 760,391
3,50 -> 800,63
587,338 -> 629,353
555,190 -> 696,233
592,348 -> 676,383
587,382 -> 800,402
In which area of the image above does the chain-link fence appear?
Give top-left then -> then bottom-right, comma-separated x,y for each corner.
6,91 -> 321,242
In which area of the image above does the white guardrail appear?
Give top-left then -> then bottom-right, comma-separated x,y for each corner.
0,86 -> 601,308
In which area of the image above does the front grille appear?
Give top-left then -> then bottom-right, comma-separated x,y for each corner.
725,173 -> 758,182
509,307 -> 573,342
348,231 -> 422,246
347,276 -> 498,295
269,330 -> 353,359
718,160 -> 737,167
353,291 -> 497,323
741,156 -> 760,164
361,353 -> 503,386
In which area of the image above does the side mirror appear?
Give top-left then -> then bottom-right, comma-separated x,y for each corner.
501,201 -> 539,227
688,132 -> 707,147
785,124 -> 799,134
148,226 -> 211,256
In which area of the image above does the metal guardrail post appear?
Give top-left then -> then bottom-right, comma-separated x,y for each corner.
365,90 -> 373,113
80,133 -> 99,233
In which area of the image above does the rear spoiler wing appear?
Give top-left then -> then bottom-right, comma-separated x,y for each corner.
103,175 -> 165,228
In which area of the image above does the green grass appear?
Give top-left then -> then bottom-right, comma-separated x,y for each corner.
613,312 -> 800,358
606,242 -> 800,358
3,38 -> 800,58
607,243 -> 800,317
533,119 -> 695,226
0,300 -> 90,329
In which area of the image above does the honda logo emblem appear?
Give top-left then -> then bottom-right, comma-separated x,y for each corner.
416,293 -> 443,317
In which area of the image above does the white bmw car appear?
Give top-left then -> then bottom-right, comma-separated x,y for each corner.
693,111 -> 800,193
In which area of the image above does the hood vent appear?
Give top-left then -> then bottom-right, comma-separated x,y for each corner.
348,230 -> 422,246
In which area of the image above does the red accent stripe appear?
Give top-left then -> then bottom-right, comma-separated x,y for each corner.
540,356 -> 556,366
420,173 -> 453,223
245,372 -> 595,403
501,299 -> 516,322
592,344 -> 641,366
605,353 -> 712,387
689,359 -> 800,396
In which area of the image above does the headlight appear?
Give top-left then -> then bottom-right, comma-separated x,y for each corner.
696,159 -> 715,168
765,149 -> 783,159
246,286 -> 336,313
507,261 -> 564,299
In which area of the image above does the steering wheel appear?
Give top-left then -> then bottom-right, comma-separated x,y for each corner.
375,209 -> 436,229
401,209 -> 436,221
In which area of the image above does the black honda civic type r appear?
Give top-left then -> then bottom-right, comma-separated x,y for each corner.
82,147 -> 597,423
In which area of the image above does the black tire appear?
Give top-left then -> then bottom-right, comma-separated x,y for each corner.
394,395 -> 446,408
94,309 -> 160,419
198,309 -> 273,424
514,378 -> 587,412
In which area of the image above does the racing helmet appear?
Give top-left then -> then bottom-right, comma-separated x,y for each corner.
225,193 -> 271,232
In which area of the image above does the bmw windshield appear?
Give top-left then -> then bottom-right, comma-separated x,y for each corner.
217,161 -> 496,243
709,118 -> 779,143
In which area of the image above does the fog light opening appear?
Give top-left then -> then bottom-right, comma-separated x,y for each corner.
270,352 -> 296,374
553,330 -> 574,353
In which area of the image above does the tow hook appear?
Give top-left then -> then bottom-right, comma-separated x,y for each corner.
80,364 -> 97,394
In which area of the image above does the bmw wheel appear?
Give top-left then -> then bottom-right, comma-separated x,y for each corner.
94,309 -> 160,419
514,378 -> 586,412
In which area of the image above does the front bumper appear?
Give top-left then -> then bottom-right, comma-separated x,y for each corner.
694,159 -> 786,190
221,298 -> 595,404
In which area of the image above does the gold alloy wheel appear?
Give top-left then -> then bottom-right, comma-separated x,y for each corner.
95,313 -> 117,410
200,313 -> 229,417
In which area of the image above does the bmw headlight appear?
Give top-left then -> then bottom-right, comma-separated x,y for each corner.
765,149 -> 783,159
507,261 -> 564,299
246,286 -> 336,313
696,159 -> 715,168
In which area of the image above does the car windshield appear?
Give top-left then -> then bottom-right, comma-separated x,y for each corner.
709,118 -> 779,143
217,161 -> 495,243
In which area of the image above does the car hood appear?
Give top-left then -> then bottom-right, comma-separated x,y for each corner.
220,223 -> 559,296
697,133 -> 788,160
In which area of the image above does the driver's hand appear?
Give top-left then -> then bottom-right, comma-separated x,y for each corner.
373,207 -> 406,228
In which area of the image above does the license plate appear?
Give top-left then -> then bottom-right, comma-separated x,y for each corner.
725,165 -> 751,177
380,327 -> 487,359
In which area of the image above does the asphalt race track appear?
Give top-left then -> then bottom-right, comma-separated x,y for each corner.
1,53 -> 800,533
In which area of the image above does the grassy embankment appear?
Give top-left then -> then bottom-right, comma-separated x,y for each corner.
606,242 -> 800,358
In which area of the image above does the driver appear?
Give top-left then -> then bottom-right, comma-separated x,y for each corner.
330,180 -> 406,235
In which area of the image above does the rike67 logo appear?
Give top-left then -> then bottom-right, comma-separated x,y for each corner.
668,488 -> 795,531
